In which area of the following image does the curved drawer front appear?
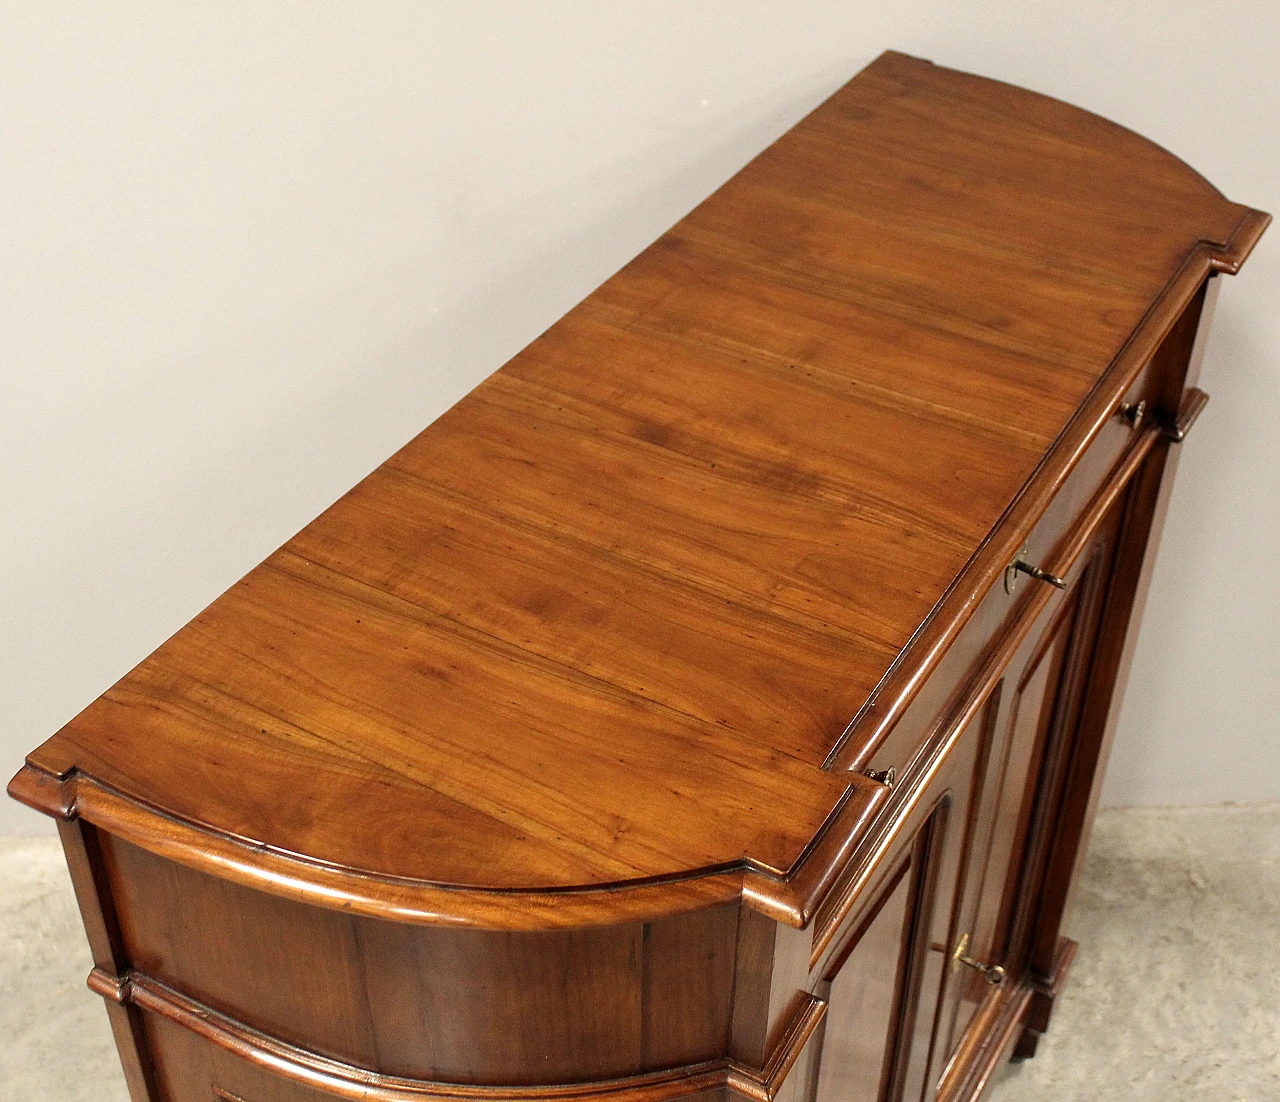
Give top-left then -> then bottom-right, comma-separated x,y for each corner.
131,992 -> 732,1102
96,833 -> 740,1087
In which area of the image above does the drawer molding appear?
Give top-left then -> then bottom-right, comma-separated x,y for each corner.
86,967 -> 827,1102
9,760 -> 891,931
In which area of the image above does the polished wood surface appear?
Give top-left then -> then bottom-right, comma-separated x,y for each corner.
10,50 -> 1266,914
9,49 -> 1268,1102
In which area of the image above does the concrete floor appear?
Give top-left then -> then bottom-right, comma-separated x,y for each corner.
2,805 -> 1277,1102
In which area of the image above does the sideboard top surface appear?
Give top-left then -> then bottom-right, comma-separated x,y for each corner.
16,51 -> 1266,918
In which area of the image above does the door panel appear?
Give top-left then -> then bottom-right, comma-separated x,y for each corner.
811,497 -> 1127,1102
890,701 -> 999,1102
814,859 -> 916,1102
952,589 -> 1079,1051
928,505 -> 1123,1094
813,701 -> 998,1102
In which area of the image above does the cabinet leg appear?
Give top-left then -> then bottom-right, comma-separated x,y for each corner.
1011,1026 -> 1040,1063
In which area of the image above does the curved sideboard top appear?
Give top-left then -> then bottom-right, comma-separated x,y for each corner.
10,50 -> 1268,931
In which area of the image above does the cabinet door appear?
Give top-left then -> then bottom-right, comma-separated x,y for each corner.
811,500 -> 1124,1102
927,504 -> 1122,1094
813,850 -> 920,1102
813,700 -> 997,1102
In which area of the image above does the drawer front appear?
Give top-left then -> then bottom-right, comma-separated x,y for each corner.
144,1008 -> 338,1102
856,351 -> 1165,781
96,832 -> 739,1088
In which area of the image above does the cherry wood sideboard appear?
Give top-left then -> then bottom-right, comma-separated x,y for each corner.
10,51 -> 1268,1102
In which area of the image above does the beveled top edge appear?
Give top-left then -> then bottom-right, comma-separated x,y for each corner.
8,762 -> 889,929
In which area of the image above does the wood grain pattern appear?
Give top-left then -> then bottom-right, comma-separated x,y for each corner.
813,857 -> 915,1102
10,51 -> 1267,919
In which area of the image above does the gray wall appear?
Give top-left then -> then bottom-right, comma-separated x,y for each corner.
3,4 -> 1277,833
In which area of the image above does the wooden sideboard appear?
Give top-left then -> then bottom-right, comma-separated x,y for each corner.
10,51 -> 1268,1102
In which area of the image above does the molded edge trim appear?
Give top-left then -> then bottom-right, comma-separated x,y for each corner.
936,980 -> 1034,1102
88,967 -> 826,1102
7,762 -> 887,930
1206,208 -> 1271,274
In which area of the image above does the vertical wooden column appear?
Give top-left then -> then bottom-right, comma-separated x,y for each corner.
57,818 -> 159,1102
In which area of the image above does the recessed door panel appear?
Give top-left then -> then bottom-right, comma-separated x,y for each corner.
814,861 -> 916,1102
930,511 -> 1123,1094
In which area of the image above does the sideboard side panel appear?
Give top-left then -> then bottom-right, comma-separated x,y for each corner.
100,834 -> 387,1070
